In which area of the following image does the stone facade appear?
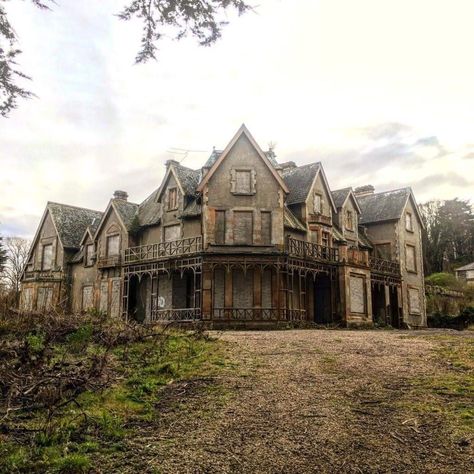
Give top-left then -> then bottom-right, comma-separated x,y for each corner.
20,125 -> 427,328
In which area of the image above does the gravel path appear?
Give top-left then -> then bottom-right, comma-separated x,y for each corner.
123,330 -> 474,473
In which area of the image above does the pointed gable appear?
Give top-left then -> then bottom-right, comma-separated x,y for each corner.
196,124 -> 289,193
332,188 -> 361,214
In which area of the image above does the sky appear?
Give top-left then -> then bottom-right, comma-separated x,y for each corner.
1,0 -> 474,238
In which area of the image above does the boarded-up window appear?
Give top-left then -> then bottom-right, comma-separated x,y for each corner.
375,243 -> 391,260
82,286 -> 94,311
164,224 -> 180,242
261,212 -> 272,245
232,269 -> 253,308
262,269 -> 272,308
38,287 -> 53,312
215,210 -> 226,244
346,210 -> 354,230
350,275 -> 366,314
110,279 -> 121,317
408,287 -> 421,314
406,212 -> 413,232
41,244 -> 53,270
235,170 -> 251,194
406,244 -> 417,273
99,281 -> 108,313
168,188 -> 178,210
313,193 -> 322,214
213,269 -> 225,308
234,211 -> 253,245
21,288 -> 33,311
85,244 -> 94,266
106,235 -> 120,256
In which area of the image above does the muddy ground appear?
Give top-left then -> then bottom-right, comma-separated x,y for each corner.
100,330 -> 474,473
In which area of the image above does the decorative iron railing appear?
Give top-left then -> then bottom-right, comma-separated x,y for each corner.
286,237 -> 338,262
369,257 -> 400,276
97,255 -> 121,268
212,308 -> 307,321
124,236 -> 202,264
149,308 -> 202,322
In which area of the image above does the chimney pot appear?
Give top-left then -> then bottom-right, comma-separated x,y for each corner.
113,190 -> 128,201
354,185 -> 375,198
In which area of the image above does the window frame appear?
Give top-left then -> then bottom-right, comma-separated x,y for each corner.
106,234 -> 120,257
405,212 -> 414,232
167,187 -> 178,211
345,209 -> 354,231
230,168 -> 256,196
313,193 -> 323,214
85,243 -> 94,267
405,243 -> 417,274
41,243 -> 53,271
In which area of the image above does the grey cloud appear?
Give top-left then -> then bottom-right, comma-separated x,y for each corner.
359,122 -> 412,140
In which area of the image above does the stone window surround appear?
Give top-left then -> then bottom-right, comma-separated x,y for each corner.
345,209 -> 354,231
313,192 -> 323,214
405,243 -> 417,274
167,187 -> 179,211
41,242 -> 54,271
349,272 -> 367,315
106,233 -> 120,257
408,285 -> 422,315
84,243 -> 95,267
230,168 -> 256,195
405,211 -> 414,232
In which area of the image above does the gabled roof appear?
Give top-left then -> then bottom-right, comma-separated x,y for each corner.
156,162 -> 201,202
357,188 -> 424,227
455,262 -> 474,272
196,124 -> 289,193
47,202 -> 103,249
138,188 -> 161,227
283,162 -> 337,212
113,199 -> 139,229
181,198 -> 202,218
331,187 -> 361,214
284,206 -> 306,232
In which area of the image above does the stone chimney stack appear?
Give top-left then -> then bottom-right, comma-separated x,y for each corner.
354,185 -> 375,198
113,190 -> 128,201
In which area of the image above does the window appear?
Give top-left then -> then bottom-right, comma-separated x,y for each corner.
215,210 -> 226,244
106,235 -> 120,256
313,193 -> 322,214
168,188 -> 178,210
406,244 -> 417,273
82,286 -> 94,311
350,275 -> 366,314
405,212 -> 413,232
261,211 -> 272,245
345,210 -> 354,230
41,244 -> 53,271
408,287 -> 421,315
85,244 -> 94,266
321,231 -> 330,248
231,169 -> 256,195
375,243 -> 391,260
233,211 -> 253,245
164,224 -> 180,242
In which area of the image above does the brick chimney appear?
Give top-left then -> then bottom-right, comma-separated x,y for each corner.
354,185 -> 375,198
113,190 -> 128,201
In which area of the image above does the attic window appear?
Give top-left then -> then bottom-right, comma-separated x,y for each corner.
168,188 -> 178,210
405,212 -> 413,232
345,210 -> 354,230
106,235 -> 120,257
41,244 -> 53,271
230,169 -> 256,195
313,193 -> 322,214
85,244 -> 94,267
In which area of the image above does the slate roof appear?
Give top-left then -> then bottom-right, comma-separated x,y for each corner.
455,262 -> 474,272
137,188 -> 161,227
47,202 -> 103,249
173,163 -> 201,197
357,188 -> 411,225
113,199 -> 139,230
203,149 -> 279,169
332,224 -> 346,242
181,198 -> 202,218
282,163 -> 321,205
331,188 -> 352,209
357,227 -> 373,249
284,206 -> 306,232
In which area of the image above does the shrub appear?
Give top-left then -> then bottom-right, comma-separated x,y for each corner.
428,307 -> 474,330
426,272 -> 462,289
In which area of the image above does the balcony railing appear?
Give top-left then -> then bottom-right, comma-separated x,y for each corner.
212,308 -> 307,321
286,237 -> 339,262
124,236 -> 202,264
307,213 -> 332,226
149,308 -> 201,322
97,255 -> 121,269
369,257 -> 400,276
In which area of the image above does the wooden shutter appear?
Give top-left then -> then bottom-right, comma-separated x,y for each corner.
215,210 -> 226,244
234,211 -> 253,245
261,212 -> 271,245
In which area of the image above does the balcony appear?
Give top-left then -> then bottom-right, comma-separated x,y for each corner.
307,213 -> 332,226
369,257 -> 400,276
124,236 -> 202,265
97,255 -> 121,269
149,308 -> 201,322
286,237 -> 339,263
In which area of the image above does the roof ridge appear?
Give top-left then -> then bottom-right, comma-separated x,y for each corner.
47,201 -> 103,214
356,187 -> 410,199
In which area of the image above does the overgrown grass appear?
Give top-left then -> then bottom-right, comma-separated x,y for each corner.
0,314 -> 229,473
400,335 -> 474,438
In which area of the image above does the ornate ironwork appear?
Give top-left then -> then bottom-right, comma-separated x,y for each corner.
149,308 -> 202,322
369,257 -> 400,276
286,237 -> 338,262
212,308 -> 306,321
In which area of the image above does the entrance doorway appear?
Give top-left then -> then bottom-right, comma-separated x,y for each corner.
313,274 -> 332,324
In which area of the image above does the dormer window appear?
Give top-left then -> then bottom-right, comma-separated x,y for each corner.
313,193 -> 322,214
85,244 -> 94,267
345,210 -> 354,230
41,244 -> 53,271
405,212 -> 413,232
168,187 -> 178,210
230,168 -> 256,195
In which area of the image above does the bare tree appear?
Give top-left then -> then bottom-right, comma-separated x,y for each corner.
1,237 -> 30,300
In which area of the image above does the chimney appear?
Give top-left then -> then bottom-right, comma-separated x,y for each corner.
165,159 -> 179,169
113,190 -> 128,201
354,185 -> 375,198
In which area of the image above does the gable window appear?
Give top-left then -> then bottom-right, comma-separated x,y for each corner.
405,212 -> 413,232
106,235 -> 120,257
85,244 -> 94,267
345,210 -> 354,230
230,169 -> 256,195
41,244 -> 53,271
313,193 -> 322,214
168,188 -> 178,210
406,244 -> 417,273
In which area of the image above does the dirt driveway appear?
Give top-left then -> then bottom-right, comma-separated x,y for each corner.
129,330 -> 473,473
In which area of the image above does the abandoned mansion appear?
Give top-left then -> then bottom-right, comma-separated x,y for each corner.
20,125 -> 426,327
